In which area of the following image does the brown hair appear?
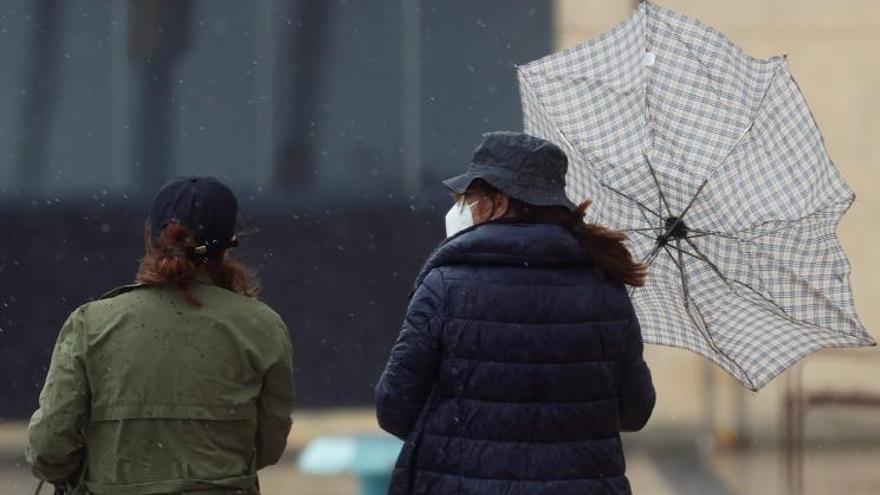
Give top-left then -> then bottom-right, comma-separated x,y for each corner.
464,180 -> 647,287
136,222 -> 260,305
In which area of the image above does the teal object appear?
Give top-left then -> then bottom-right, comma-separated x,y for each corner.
356,473 -> 394,495
298,435 -> 403,495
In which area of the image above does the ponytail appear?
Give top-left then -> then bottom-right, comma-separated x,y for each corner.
136,223 -> 260,305
566,200 -> 647,287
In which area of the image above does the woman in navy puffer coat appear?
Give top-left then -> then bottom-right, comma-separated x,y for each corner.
375,132 -> 656,495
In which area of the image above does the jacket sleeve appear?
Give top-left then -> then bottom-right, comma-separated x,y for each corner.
26,309 -> 90,484
374,270 -> 444,439
255,317 -> 295,469
618,305 -> 656,432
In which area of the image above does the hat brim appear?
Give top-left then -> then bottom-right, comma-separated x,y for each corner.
442,171 -> 579,212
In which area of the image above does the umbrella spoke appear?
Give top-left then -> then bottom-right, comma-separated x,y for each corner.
601,182 -> 663,221
638,207 -> 658,236
664,118 -> 756,240
682,237 -> 817,330
687,238 -> 731,281
657,196 -> 666,233
602,182 -> 663,238
669,244 -> 713,344
644,154 -> 673,219
687,229 -> 741,241
631,230 -> 663,265
692,216 -> 821,241
642,247 -> 661,266
684,232 -> 715,239
671,241 -> 755,388
658,238 -> 702,263
668,178 -> 708,234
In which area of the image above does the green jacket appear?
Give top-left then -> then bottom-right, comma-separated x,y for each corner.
26,278 -> 295,495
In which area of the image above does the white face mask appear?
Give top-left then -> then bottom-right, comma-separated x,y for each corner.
444,198 -> 483,238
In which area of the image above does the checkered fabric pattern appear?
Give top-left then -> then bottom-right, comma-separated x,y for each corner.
518,2 -> 874,390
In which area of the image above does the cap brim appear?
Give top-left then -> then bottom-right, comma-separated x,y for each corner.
504,184 -> 579,212
443,172 -> 578,212
442,172 -> 479,194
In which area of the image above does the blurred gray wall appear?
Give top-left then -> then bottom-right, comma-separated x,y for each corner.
0,0 -> 553,417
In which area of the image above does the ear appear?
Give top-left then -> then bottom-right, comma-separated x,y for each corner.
491,194 -> 511,220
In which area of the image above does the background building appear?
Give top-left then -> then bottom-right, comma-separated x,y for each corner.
0,0 -> 554,415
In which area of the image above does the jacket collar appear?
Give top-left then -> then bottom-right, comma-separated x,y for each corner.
196,271 -> 219,286
414,220 -> 592,288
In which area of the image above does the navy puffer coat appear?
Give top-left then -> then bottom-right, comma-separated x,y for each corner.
375,222 -> 655,495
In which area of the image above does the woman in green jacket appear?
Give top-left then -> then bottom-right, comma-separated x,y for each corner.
27,177 -> 295,495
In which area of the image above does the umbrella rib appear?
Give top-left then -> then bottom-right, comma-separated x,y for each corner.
663,239 -> 703,262
670,241 -> 756,389
682,237 -> 820,330
689,204 -> 846,240
604,181 -> 665,244
688,228 -> 741,241
669,239 -> 806,329
631,230 -> 664,265
641,234 -> 755,385
685,232 -> 717,240
693,225 -> 863,327
663,65 -> 785,241
639,207 -> 659,238
681,237 -> 733,287
642,246 -> 661,266
668,244 -> 716,347
519,71 -> 666,229
644,154 -> 673,218
666,117 -> 757,240
678,179 -> 709,222
601,182 -> 664,220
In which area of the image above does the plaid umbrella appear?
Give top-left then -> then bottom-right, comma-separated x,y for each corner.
517,1 -> 875,390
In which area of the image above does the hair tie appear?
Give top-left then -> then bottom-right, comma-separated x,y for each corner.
163,246 -> 191,258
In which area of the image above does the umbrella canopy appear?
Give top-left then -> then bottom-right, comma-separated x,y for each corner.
517,1 -> 875,390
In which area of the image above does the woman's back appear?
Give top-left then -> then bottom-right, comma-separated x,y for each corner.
28,280 -> 293,494
377,222 -> 655,495
28,177 -> 295,494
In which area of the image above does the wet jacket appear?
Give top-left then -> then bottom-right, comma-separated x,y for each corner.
26,277 -> 295,495
375,222 -> 655,495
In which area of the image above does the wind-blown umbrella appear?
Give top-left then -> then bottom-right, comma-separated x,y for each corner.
517,1 -> 875,390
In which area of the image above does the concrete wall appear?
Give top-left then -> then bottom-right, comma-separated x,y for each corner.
555,0 -> 880,439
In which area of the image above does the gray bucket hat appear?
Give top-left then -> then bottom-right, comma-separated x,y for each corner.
442,131 -> 578,212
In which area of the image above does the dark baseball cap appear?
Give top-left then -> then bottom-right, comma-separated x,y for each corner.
148,176 -> 239,254
442,131 -> 577,211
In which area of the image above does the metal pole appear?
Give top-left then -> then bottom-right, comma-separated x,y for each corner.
782,369 -> 793,495
793,364 -> 805,495
703,359 -> 717,450
734,381 -> 750,446
400,0 -> 422,194
782,363 -> 805,495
